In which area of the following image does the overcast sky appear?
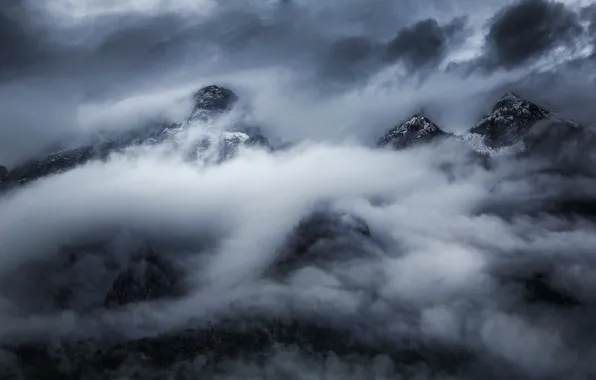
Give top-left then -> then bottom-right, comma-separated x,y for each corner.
1,2 -> 596,379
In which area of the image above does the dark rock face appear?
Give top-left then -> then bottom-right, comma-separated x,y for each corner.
271,210 -> 379,277
375,93 -> 591,156
469,94 -> 596,218
0,240 -> 185,314
189,126 -> 272,164
378,115 -> 448,149
1,242 -> 119,314
216,132 -> 253,162
5,89 -> 596,379
466,93 -> 596,181
189,85 -> 239,121
0,85 -> 262,191
469,92 -> 552,149
215,131 -> 263,163
104,252 -> 183,308
1,146 -> 96,187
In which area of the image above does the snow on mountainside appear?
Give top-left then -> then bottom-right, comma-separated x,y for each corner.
0,85 -> 269,190
467,92 -> 551,149
462,92 -> 588,155
189,85 -> 239,122
1,89 -> 591,192
376,92 -> 591,157
2,86 -> 596,380
377,115 -> 449,149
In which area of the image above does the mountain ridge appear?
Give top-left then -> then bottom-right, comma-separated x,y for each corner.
2,86 -> 596,379
377,114 -> 449,149
0,85 -> 268,190
2,88 -> 582,191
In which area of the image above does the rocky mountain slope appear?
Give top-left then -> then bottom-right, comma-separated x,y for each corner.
376,92 -> 591,154
377,115 -> 449,149
2,88 -> 588,191
1,87 -> 596,379
468,92 -> 552,149
0,85 -> 269,190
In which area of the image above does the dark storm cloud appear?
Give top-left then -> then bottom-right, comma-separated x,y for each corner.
0,6 -> 205,166
3,2 -> 596,379
0,2 -> 48,76
384,17 -> 470,72
483,0 -> 583,69
72,14 -> 196,86
0,0 -> 425,165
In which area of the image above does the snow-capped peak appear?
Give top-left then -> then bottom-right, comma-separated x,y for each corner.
378,115 -> 447,149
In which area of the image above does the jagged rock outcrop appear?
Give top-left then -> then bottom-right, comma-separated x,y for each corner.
462,93 -> 596,176
468,92 -> 553,150
189,85 -> 239,121
0,86 -> 268,191
104,252 -> 183,309
193,127 -> 272,164
5,89 -> 596,379
270,209 -> 380,277
377,115 -> 448,149
0,233 -> 191,315
369,93 -> 593,162
1,146 -> 97,187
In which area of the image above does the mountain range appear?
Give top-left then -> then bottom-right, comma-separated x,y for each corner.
1,85 -> 595,380
1,86 -> 591,190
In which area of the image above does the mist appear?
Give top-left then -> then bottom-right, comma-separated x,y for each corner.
1,0 -> 596,379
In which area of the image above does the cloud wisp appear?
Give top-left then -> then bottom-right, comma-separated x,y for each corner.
1,1 -> 596,379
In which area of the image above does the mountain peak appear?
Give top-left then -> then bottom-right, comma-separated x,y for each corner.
0,85 -> 253,190
492,92 -> 550,116
189,85 -> 238,121
378,114 -> 447,149
493,92 -> 522,108
469,93 -> 552,149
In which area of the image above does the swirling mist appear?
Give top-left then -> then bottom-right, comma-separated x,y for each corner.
1,1 -> 596,379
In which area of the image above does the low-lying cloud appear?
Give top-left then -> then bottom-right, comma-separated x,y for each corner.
1,0 -> 596,379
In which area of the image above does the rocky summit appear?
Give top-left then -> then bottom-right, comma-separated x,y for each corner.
270,209 -> 379,277
3,2 -> 596,378
1,88 -> 596,380
377,115 -> 448,149
374,92 -> 591,158
189,85 -> 239,121
468,92 -> 552,149
0,85 -> 268,191
3,90 -> 580,193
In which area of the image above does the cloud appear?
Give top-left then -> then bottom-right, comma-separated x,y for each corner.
1,0 -> 588,166
1,133 -> 596,378
0,2 -> 48,76
384,17 -> 470,71
483,0 -> 583,69
1,1 -> 596,378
